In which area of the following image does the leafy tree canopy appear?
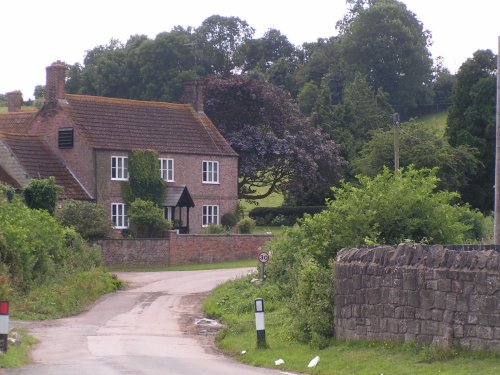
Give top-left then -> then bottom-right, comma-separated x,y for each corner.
203,75 -> 345,201
446,49 -> 497,212
353,121 -> 480,193
339,0 -> 433,116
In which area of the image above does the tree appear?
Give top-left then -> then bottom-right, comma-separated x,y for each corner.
23,177 -> 59,215
128,199 -> 171,238
339,0 -> 433,116
203,75 -> 345,201
56,200 -> 112,240
446,49 -> 497,212
195,15 -> 255,76
353,122 -> 480,193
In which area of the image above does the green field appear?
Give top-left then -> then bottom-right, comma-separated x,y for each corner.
411,110 -> 448,135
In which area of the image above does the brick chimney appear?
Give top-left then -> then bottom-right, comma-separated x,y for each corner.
45,60 -> 66,104
180,80 -> 204,113
6,91 -> 22,112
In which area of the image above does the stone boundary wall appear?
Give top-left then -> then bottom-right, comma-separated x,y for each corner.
96,232 -> 272,267
334,244 -> 500,351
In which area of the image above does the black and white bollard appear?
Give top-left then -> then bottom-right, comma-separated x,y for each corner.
0,301 -> 9,353
254,298 -> 267,348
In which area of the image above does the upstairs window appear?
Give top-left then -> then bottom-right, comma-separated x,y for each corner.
111,156 -> 128,180
159,158 -> 174,182
202,161 -> 219,184
58,128 -> 74,149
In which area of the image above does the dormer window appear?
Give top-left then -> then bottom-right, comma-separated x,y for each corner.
58,128 -> 74,149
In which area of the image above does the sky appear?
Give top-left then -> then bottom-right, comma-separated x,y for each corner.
2,0 -> 499,100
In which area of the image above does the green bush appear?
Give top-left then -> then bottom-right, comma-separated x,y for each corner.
22,177 -> 60,214
221,212 -> 238,229
289,259 -> 334,348
249,206 -> 326,226
128,199 -> 172,238
0,183 -> 15,203
0,197 -> 66,289
237,217 -> 256,234
56,199 -> 112,240
202,224 -> 227,234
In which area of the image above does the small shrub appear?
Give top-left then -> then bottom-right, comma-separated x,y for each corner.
237,217 -> 256,234
23,177 -> 60,214
56,199 -> 112,240
221,212 -> 238,229
202,224 -> 227,234
128,199 -> 172,238
0,183 -> 15,203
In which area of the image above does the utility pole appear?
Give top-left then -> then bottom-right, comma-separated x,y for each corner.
494,36 -> 500,244
392,112 -> 400,171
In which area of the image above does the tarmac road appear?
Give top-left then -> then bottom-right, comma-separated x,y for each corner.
6,268 -> 293,375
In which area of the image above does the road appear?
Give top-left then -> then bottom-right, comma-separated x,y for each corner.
7,268 -> 292,375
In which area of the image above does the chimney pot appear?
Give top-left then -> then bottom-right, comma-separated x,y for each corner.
6,91 -> 23,112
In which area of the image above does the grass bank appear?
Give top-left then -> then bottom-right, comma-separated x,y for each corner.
10,268 -> 122,320
0,329 -> 38,368
204,275 -> 500,375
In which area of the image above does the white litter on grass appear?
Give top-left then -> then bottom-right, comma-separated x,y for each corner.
241,350 -> 247,355
274,358 -> 285,366
308,355 -> 320,368
194,318 -> 220,327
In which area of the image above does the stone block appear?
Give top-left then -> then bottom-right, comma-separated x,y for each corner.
456,295 -> 468,312
437,278 -> 451,292
416,334 -> 434,345
403,272 -> 417,290
420,289 -> 435,309
453,312 -> 467,325
408,291 -> 419,307
421,320 -> 440,335
494,327 -> 500,340
425,280 -> 438,290
463,281 -> 475,294
431,309 -> 443,321
467,313 -> 478,325
407,319 -> 420,334
476,326 -> 493,340
446,293 -> 457,310
434,291 -> 447,309
453,325 -> 464,338
367,288 -> 382,304
451,280 -> 463,293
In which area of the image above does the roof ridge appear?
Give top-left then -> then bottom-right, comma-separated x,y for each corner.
65,93 -> 191,109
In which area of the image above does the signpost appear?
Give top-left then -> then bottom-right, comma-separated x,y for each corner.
258,251 -> 269,281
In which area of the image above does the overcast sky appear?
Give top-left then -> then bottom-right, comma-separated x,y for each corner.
2,0 -> 499,99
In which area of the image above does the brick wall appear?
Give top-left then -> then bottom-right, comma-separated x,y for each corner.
334,244 -> 500,351
97,232 -> 271,267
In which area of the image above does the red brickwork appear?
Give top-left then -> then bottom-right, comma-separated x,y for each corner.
97,233 -> 272,267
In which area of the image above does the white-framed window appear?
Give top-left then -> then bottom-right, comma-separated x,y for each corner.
202,160 -> 219,184
111,203 -> 128,229
202,205 -> 219,226
164,206 -> 174,221
111,156 -> 128,180
159,158 -> 174,182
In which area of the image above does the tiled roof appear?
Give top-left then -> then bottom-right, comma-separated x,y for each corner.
0,111 -> 36,133
0,132 -> 91,200
164,185 -> 195,207
62,94 -> 237,157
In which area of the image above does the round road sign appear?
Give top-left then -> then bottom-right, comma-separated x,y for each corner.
258,252 -> 269,263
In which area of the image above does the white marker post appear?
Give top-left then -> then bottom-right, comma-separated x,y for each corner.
0,301 -> 9,352
254,298 -> 267,348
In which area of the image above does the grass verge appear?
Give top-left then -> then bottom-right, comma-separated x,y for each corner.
204,275 -> 500,375
10,268 -> 122,320
106,259 -> 258,272
0,329 -> 38,368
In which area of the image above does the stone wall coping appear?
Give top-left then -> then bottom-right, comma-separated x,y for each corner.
336,244 -> 500,271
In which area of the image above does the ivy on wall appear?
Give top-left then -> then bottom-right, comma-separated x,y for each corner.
122,149 -> 165,206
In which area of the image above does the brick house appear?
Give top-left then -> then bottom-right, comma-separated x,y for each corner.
0,61 -> 239,234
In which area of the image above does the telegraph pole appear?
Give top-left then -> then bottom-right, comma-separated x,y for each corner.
393,113 -> 400,171
494,36 -> 500,243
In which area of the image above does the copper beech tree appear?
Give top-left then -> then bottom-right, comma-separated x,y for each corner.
203,75 -> 346,204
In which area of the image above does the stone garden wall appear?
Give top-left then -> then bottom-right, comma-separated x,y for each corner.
334,244 -> 500,351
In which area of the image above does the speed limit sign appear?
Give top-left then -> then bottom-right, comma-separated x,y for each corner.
258,252 -> 269,263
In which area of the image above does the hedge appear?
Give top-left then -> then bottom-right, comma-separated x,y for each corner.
249,206 -> 326,226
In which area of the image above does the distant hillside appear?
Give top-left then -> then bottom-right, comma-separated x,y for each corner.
411,111 -> 448,136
